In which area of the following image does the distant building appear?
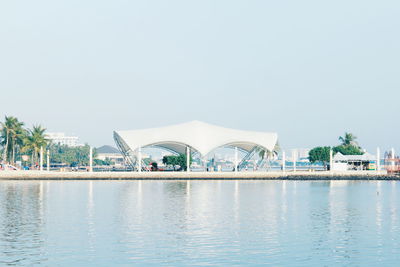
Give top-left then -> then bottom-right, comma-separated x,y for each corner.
46,132 -> 80,147
289,148 -> 311,162
96,145 -> 125,166
332,152 -> 377,171
298,148 -> 310,160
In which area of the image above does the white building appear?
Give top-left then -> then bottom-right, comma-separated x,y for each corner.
96,145 -> 125,166
46,132 -> 80,147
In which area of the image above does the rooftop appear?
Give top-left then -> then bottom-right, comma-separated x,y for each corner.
96,145 -> 121,154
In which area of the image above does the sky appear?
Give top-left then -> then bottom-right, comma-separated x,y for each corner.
0,0 -> 399,153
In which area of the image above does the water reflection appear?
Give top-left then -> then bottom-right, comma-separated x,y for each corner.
375,181 -> 384,258
0,181 -> 399,266
390,182 -> 398,233
0,182 -> 46,266
87,181 -> 95,256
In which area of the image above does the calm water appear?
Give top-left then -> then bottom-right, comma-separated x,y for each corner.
0,180 -> 399,266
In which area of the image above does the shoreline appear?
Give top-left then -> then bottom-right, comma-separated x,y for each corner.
0,170 -> 398,181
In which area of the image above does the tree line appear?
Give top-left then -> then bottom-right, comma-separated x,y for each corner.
1,116 -> 47,166
0,116 -> 96,168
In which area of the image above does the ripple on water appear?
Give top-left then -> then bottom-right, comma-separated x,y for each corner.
0,181 -> 399,266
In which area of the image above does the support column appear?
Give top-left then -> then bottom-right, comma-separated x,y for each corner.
377,147 -> 380,171
40,147 -> 43,171
89,146 -> 93,172
292,149 -> 296,172
47,150 -> 50,171
330,148 -> 333,172
234,147 -> 238,172
282,150 -> 286,172
138,147 -> 142,172
186,146 -> 190,172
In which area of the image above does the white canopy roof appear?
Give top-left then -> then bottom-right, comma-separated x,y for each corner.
114,121 -> 278,156
333,152 -> 376,162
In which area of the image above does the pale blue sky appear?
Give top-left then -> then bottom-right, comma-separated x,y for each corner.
0,0 -> 399,152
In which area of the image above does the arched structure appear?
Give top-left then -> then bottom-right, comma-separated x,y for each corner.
114,121 -> 278,171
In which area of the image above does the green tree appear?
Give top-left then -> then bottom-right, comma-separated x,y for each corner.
176,154 -> 192,171
22,125 -> 48,166
162,155 -> 178,170
151,162 -> 158,171
308,146 -> 331,170
335,132 -> 363,155
12,121 -> 27,164
1,116 -> 26,163
333,145 -> 363,155
339,132 -> 358,147
1,116 -> 15,162
49,144 -> 92,167
94,158 -> 112,166
162,154 -> 192,171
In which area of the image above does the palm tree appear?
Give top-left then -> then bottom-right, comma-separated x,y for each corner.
253,143 -> 280,171
339,132 -> 358,147
1,116 -> 25,163
1,116 -> 15,162
11,120 -> 26,164
22,125 -> 48,167
258,142 -> 281,160
14,127 -> 28,163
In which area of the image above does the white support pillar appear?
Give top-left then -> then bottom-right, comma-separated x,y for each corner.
292,149 -> 296,172
376,147 -> 381,171
282,150 -> 286,172
40,147 -> 43,171
234,146 -> 238,172
89,146 -> 93,172
138,147 -> 142,172
186,146 -> 190,172
330,148 -> 333,172
47,150 -> 50,172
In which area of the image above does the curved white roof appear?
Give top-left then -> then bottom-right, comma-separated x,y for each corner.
114,121 -> 278,156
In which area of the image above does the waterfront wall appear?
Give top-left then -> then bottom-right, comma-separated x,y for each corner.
0,170 -> 396,180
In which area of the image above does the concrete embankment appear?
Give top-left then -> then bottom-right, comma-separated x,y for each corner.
0,171 -> 397,180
